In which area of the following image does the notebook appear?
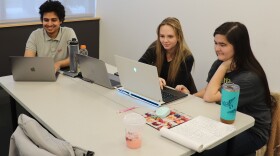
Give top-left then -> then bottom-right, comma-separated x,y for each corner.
114,55 -> 188,107
160,116 -> 236,152
10,56 -> 58,81
77,54 -> 121,89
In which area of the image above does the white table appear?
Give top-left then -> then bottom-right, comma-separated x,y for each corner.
0,71 -> 255,156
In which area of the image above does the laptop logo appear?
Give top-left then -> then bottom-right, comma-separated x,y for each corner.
133,67 -> 137,73
30,67 -> 36,72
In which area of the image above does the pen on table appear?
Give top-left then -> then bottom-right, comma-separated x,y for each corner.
118,106 -> 139,113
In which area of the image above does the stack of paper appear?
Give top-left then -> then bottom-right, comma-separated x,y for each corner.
160,116 -> 236,153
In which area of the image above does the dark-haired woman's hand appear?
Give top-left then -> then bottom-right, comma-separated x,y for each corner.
222,58 -> 233,72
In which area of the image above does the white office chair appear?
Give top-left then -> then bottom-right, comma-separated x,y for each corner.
9,114 -> 93,156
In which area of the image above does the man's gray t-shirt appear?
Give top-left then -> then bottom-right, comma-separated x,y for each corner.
207,60 -> 271,142
25,27 -> 77,62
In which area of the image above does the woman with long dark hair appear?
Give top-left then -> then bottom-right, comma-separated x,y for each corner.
178,22 -> 275,155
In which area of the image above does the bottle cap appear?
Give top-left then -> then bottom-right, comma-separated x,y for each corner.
70,38 -> 78,45
80,45 -> 86,49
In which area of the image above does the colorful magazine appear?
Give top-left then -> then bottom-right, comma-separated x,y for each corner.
143,109 -> 192,130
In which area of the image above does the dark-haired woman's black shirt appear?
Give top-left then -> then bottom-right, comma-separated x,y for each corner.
207,60 -> 272,143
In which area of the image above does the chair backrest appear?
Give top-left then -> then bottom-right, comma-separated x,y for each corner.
9,114 -> 94,156
271,92 -> 280,113
265,92 -> 280,156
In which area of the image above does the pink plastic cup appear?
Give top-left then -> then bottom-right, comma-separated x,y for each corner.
123,112 -> 146,149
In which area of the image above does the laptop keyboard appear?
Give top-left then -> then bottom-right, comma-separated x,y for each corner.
110,79 -> 120,87
160,87 -> 188,103
161,90 -> 176,101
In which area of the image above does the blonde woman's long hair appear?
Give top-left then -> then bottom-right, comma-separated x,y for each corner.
155,17 -> 193,85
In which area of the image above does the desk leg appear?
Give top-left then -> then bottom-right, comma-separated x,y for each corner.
10,96 -> 18,131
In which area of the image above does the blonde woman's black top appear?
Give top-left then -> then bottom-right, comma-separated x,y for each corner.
139,43 -> 197,94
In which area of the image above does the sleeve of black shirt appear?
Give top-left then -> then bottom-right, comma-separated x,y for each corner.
207,60 -> 223,82
138,41 -> 156,65
185,55 -> 194,73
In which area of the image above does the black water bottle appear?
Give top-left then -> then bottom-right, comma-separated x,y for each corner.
68,38 -> 79,73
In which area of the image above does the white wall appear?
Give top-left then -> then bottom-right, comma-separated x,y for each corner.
96,0 -> 280,92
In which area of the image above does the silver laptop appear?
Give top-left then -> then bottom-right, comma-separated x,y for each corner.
114,55 -> 187,107
10,56 -> 58,81
77,54 -> 121,89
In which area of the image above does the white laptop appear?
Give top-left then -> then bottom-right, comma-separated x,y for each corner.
77,54 -> 121,89
10,56 -> 58,81
114,55 -> 188,107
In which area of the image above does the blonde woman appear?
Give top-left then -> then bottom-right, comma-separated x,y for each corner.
139,17 -> 197,94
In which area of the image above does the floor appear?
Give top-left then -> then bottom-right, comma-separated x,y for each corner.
0,87 -> 13,156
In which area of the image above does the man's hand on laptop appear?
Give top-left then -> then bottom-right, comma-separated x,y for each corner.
159,77 -> 166,90
175,85 -> 190,94
54,62 -> 61,72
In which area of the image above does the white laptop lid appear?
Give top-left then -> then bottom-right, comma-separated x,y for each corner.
115,55 -> 164,105
10,56 -> 57,81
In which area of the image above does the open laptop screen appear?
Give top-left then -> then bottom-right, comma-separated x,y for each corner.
77,54 -> 121,89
